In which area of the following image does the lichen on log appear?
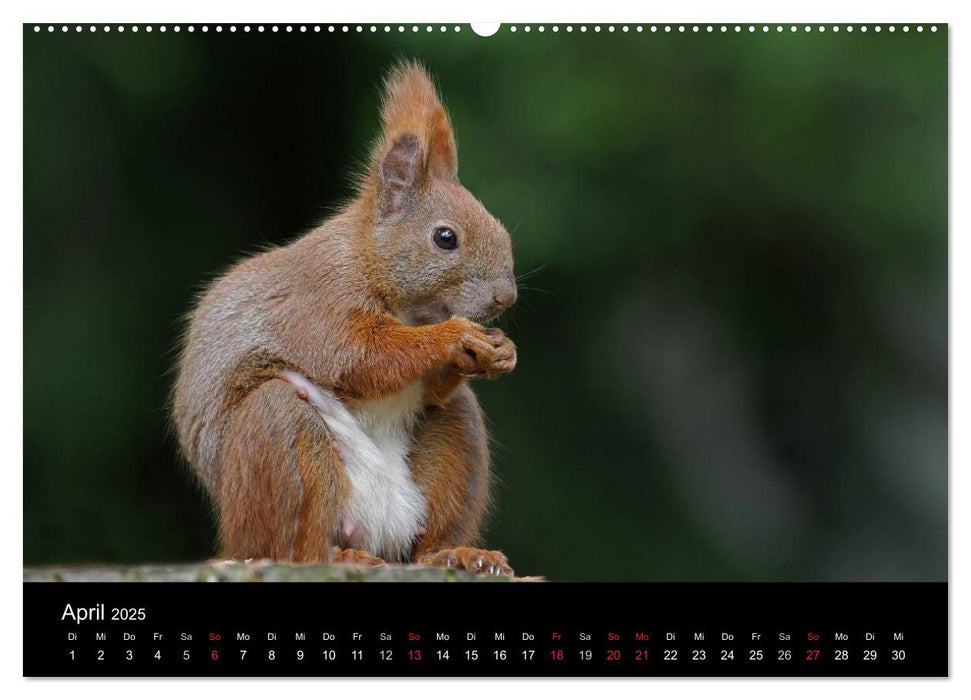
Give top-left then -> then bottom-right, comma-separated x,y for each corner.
23,560 -> 542,583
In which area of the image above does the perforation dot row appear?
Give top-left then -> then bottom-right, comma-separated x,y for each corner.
32,25 -> 466,33
32,24 -> 940,35
509,24 -> 937,33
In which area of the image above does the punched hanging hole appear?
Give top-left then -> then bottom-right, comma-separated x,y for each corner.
471,23 -> 501,37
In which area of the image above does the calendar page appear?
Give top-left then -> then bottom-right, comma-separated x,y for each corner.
22,18 -> 947,678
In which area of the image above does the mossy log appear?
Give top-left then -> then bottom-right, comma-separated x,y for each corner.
23,560 -> 542,583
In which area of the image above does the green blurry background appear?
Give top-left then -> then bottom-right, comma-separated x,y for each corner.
24,25 -> 947,581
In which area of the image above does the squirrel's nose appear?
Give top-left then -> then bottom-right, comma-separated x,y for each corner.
491,283 -> 518,312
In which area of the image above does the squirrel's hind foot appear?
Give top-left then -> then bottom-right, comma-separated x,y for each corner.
417,547 -> 514,577
331,547 -> 387,568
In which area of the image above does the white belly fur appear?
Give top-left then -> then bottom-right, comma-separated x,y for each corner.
280,371 -> 427,561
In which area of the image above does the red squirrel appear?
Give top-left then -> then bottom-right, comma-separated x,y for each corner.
172,61 -> 518,575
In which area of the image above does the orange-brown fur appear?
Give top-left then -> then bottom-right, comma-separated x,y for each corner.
172,61 -> 517,574
410,386 -> 491,551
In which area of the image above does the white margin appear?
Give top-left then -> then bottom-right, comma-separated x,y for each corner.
3,1 -> 965,698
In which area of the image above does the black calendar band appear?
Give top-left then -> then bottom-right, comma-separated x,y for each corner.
23,581 -> 947,677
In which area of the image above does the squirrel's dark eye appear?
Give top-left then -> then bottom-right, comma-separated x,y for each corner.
432,226 -> 458,251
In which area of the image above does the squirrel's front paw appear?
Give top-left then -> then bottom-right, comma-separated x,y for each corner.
331,547 -> 386,567
418,546 -> 514,577
454,322 -> 517,379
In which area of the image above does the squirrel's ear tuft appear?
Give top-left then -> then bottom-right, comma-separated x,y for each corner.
366,61 -> 458,213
